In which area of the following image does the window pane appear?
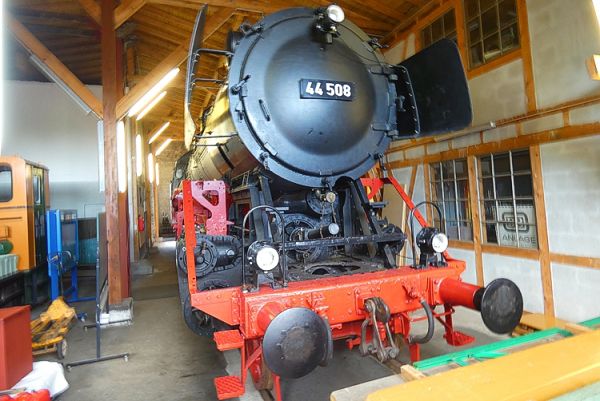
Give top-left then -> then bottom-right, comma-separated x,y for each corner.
512,150 -> 531,172
499,0 -> 517,27
482,178 -> 495,199
484,223 -> 498,244
432,182 -> 443,201
421,10 -> 457,48
443,181 -> 456,200
33,175 -> 41,205
514,174 -> 533,197
444,202 -> 457,220
465,0 -> 520,68
465,0 -> 479,20
442,160 -> 455,178
497,204 -> 515,224
482,201 -> 497,221
455,159 -> 468,178
459,221 -> 473,241
470,44 -> 484,67
431,163 -> 441,181
501,24 -> 520,51
457,200 -> 470,221
484,33 -> 501,60
430,158 -> 472,242
444,11 -> 456,34
432,18 -> 444,42
422,28 -> 431,48
480,0 -> 496,12
480,156 -> 492,176
446,221 -> 460,240
467,18 -> 481,44
478,150 -> 536,249
493,153 -> 511,174
456,179 -> 469,199
0,166 -> 12,202
481,7 -> 498,38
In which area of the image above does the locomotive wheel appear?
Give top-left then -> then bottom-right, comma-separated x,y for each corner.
177,265 -> 242,337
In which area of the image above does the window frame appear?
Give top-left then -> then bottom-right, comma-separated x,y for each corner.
420,9 -> 458,49
463,0 -> 521,70
428,158 -> 473,243
477,149 -> 538,250
0,165 -> 13,203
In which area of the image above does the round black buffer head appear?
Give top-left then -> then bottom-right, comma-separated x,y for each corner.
480,278 -> 523,334
262,307 -> 332,379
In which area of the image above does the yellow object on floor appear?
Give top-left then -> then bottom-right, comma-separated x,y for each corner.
367,330 -> 600,401
30,298 -> 76,359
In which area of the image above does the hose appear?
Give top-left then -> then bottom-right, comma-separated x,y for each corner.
408,300 -> 435,344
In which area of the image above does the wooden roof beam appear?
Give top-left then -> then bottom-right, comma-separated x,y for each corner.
381,0 -> 442,48
7,11 -> 103,118
116,44 -> 187,119
116,7 -> 232,119
147,0 -> 284,14
77,0 -> 101,25
77,0 -> 148,29
115,0 -> 147,29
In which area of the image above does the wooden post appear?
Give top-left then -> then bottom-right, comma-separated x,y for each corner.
102,0 -> 123,305
467,156 -> 485,286
530,145 -> 554,320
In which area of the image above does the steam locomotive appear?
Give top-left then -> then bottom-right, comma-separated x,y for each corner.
173,5 -> 523,400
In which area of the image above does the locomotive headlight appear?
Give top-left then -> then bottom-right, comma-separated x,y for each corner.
326,5 -> 345,23
416,227 -> 448,254
431,233 -> 448,253
256,246 -> 280,271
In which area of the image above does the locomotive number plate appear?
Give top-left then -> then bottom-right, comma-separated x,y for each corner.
299,79 -> 354,101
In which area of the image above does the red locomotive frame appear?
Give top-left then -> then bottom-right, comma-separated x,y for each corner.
180,177 -> 495,401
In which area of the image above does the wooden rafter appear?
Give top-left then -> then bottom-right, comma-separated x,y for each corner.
78,0 -> 147,30
381,0 -> 441,47
115,7 -> 232,119
77,0 -> 101,25
116,44 -> 187,119
7,11 -> 103,118
115,0 -> 147,29
147,0 -> 282,13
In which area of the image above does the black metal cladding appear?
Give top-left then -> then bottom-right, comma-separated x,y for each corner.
227,8 -> 397,187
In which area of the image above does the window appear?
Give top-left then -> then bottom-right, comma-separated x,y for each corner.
0,166 -> 12,202
421,9 -> 457,48
464,0 -> 519,68
33,175 -> 41,205
429,159 -> 472,241
478,150 -> 537,249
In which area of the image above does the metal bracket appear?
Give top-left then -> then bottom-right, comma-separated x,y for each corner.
359,297 -> 399,362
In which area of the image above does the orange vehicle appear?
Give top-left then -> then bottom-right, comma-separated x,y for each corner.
0,156 -> 50,305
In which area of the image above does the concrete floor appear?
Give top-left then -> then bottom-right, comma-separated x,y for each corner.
46,240 -> 507,401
